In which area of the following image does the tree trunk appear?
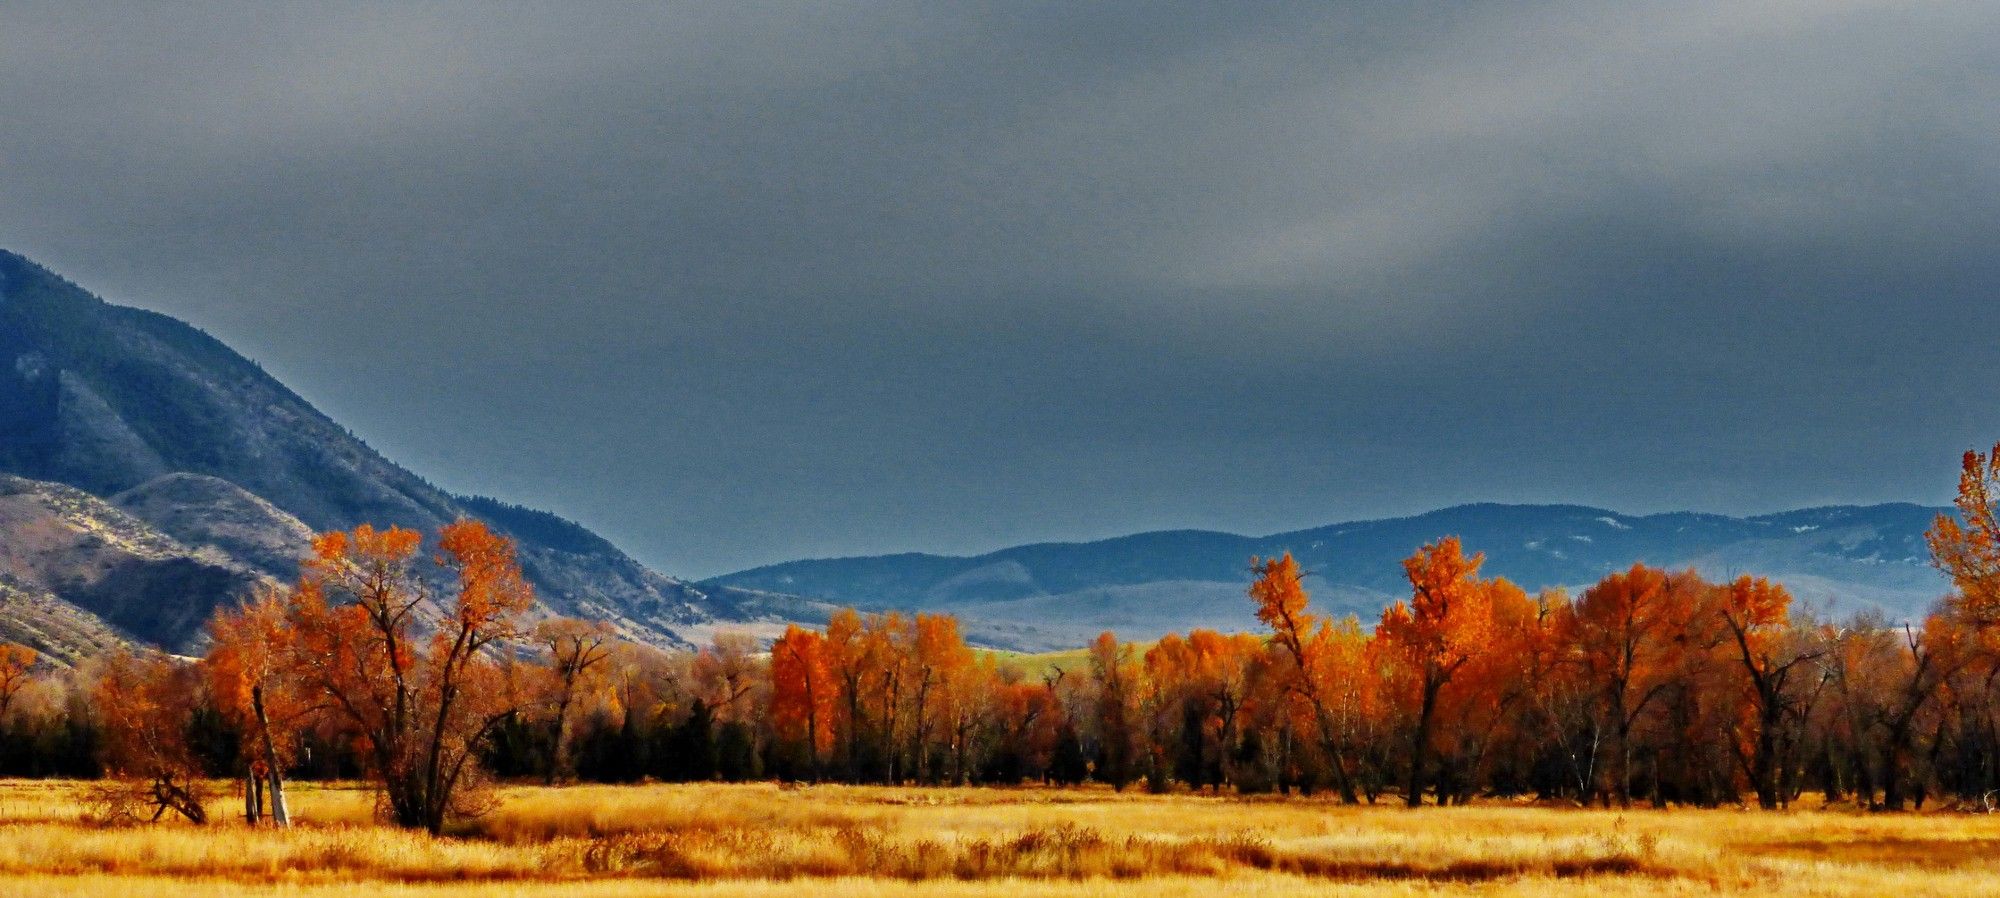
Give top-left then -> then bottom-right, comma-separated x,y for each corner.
1752,705 -> 1780,810
546,702 -> 572,786
882,674 -> 902,785
1883,724 -> 1910,811
1614,717 -> 1635,809
1406,676 -> 1442,808
913,680 -> 932,784
253,685 -> 290,827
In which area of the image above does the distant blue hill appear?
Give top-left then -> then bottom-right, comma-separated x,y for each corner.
707,503 -> 1952,650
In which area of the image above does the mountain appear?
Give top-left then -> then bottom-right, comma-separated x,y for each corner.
0,577 -> 129,666
111,473 -> 318,580
0,247 -> 1960,657
0,474 -> 258,657
708,503 -> 1955,650
0,249 -> 768,653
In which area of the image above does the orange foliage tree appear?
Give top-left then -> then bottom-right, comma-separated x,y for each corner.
534,617 -> 616,784
1087,631 -> 1140,789
0,642 -> 34,723
869,612 -> 915,783
991,664 -> 1063,782
1251,552 -> 1366,803
1424,577 -> 1536,805
206,587 -> 308,825
822,608 -> 869,778
1375,538 -> 1495,806
1717,575 -> 1823,809
1569,564 -> 1700,805
940,652 -> 996,784
1145,629 -> 1261,791
281,521 -> 533,833
91,650 -> 210,824
1931,443 -> 2000,626
770,623 -> 834,779
693,631 -> 763,723
909,613 -> 972,782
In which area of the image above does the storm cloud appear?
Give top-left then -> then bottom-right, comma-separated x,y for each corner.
3,2 -> 1997,575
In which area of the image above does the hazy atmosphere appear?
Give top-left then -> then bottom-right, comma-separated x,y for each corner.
4,1 -> 1997,577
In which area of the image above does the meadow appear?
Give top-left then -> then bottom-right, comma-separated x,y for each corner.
0,780 -> 1994,897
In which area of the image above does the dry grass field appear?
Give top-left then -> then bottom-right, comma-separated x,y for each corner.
0,780 -> 1995,897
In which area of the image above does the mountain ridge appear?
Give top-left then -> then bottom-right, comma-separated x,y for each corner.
0,248 -> 767,652
707,501 -> 1955,650
719,501 -> 1951,573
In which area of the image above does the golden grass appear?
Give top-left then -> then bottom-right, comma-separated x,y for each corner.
0,780 -> 1996,896
974,642 -> 1157,674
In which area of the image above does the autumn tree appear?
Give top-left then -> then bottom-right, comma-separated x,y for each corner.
687,631 -> 765,780
1879,615 -> 1965,809
1809,613 -> 1979,810
570,641 -> 682,783
0,644 -> 41,783
0,643 -> 34,724
1930,444 -> 2000,625
908,613 -> 971,783
282,521 -> 533,833
866,612 -> 914,782
812,612 -> 912,782
1144,629 -> 1261,790
1570,565 -> 1701,806
1506,589 -> 1603,802
534,617 -> 616,784
1426,578 -> 1537,804
91,650 -> 209,824
1817,613 -> 1888,804
1234,641 -> 1303,793
941,652 -> 996,784
822,608 -> 869,777
1143,633 -> 1203,788
1250,552 -> 1366,803
988,663 -> 1062,783
1190,630 -> 1261,788
1376,538 -> 1495,807
1717,576 -> 1824,809
206,588 -> 307,826
1934,619 -> 2000,804
1088,631 -> 1140,789
693,631 -> 763,722
770,624 -> 834,779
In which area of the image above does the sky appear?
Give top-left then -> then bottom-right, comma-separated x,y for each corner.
3,2 -> 1998,578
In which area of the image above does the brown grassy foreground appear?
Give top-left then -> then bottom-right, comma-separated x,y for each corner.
0,780 -> 1997,896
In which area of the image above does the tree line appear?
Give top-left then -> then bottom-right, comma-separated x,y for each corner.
4,444 -> 2000,829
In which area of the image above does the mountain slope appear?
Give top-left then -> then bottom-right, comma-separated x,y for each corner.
0,576 -> 131,667
111,473 -> 318,579
0,474 -> 261,654
709,503 -> 1955,649
0,249 -> 759,649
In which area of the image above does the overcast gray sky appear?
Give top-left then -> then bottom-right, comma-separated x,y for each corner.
3,2 -> 1997,577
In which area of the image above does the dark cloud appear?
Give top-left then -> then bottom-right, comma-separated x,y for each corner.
3,1 -> 1997,575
